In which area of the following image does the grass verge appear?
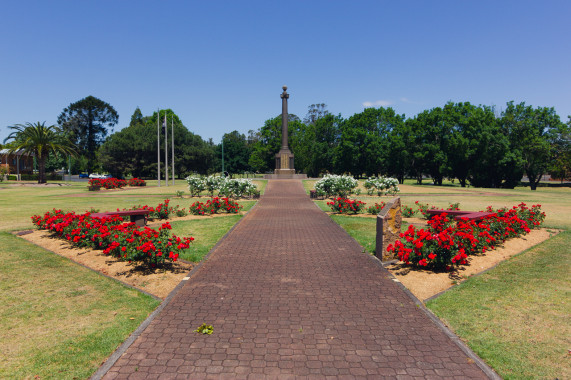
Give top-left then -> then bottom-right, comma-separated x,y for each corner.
0,231 -> 160,379
427,231 -> 570,380
0,182 -> 257,377
169,215 -> 243,262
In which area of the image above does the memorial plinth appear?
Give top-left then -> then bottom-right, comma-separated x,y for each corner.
263,85 -> 307,179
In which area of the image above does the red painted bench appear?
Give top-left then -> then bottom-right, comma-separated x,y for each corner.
90,210 -> 150,227
426,209 -> 494,221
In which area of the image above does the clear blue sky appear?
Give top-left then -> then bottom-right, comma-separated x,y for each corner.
1,0 -> 569,144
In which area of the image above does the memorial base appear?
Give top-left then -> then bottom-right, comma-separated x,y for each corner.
264,170 -> 307,179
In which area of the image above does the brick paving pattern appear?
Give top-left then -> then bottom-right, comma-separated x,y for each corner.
102,180 -> 491,379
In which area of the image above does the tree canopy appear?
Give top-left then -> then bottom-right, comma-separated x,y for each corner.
99,109 -> 216,178
3,122 -> 76,183
57,95 -> 118,173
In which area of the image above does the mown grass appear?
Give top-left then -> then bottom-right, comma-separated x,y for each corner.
170,215 -> 242,262
0,231 -> 160,379
427,231 -> 570,380
0,180 -> 259,378
307,179 -> 570,379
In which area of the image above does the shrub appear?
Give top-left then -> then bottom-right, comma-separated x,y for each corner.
127,199 -> 181,220
315,174 -> 358,197
0,166 -> 7,182
88,178 -> 127,190
190,197 -> 242,215
31,209 -> 193,267
189,201 -> 207,215
363,176 -> 400,196
327,197 -> 366,214
128,178 -> 146,186
185,175 -> 206,196
367,202 -> 386,215
387,203 -> 545,270
402,205 -> 416,217
185,176 -> 258,198
204,175 -> 225,196
415,201 -> 437,219
218,178 -> 257,198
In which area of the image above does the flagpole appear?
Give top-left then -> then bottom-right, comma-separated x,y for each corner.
164,112 -> 168,187
157,109 -> 161,187
171,115 -> 175,185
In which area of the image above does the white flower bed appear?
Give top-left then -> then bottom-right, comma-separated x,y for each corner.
363,176 -> 400,196
314,174 -> 358,197
185,175 -> 258,198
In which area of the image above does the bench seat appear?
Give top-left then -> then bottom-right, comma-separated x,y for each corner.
426,209 -> 494,221
90,210 -> 150,227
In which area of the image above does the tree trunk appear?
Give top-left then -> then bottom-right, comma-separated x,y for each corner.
38,156 -> 46,184
527,170 -> 542,191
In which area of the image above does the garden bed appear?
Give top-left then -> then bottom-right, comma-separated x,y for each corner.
19,229 -> 193,299
386,228 -> 559,301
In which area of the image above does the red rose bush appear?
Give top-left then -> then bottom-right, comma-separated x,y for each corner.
32,206 -> 193,267
387,203 -> 545,270
327,197 -> 366,214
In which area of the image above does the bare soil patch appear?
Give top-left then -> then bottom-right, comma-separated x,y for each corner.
19,230 -> 193,299
386,228 -> 559,301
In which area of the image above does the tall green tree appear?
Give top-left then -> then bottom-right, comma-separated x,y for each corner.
219,130 -> 251,175
387,120 -> 413,184
547,116 -> 570,182
303,103 -> 330,125
293,113 -> 342,177
130,107 -> 144,126
407,107 -> 451,185
501,101 -> 566,190
57,95 -> 118,173
248,115 -> 304,173
334,107 -> 405,177
442,102 -> 498,187
99,109 -> 216,178
3,122 -> 76,183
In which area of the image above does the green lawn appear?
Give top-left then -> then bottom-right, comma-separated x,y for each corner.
0,180 -> 257,378
307,179 -> 571,379
0,231 -> 160,379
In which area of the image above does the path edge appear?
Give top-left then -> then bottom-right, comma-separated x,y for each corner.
366,254 -> 502,379
308,198 -> 500,379
89,200 -> 260,380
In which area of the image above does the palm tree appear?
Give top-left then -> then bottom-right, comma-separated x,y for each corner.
3,122 -> 77,184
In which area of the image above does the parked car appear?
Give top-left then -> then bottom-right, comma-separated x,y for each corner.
79,173 -> 89,178
89,173 -> 106,179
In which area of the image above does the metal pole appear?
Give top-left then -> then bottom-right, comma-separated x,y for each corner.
68,155 -> 71,183
157,109 -> 161,187
171,115 -> 175,185
164,112 -> 168,186
221,139 -> 224,173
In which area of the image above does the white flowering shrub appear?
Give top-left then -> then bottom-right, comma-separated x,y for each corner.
218,178 -> 258,198
185,175 -> 206,197
314,174 -> 358,197
363,176 -> 400,196
204,175 -> 226,196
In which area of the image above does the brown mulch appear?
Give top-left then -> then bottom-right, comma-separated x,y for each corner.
386,228 -> 559,301
19,230 -> 193,299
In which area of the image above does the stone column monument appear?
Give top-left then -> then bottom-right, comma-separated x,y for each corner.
274,86 -> 295,176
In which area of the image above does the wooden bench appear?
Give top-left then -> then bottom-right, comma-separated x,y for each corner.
90,210 -> 150,227
426,209 -> 494,221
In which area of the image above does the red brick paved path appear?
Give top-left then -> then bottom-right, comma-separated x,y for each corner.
101,180 -> 492,379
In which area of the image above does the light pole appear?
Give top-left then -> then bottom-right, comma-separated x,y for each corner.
221,139 -> 225,174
